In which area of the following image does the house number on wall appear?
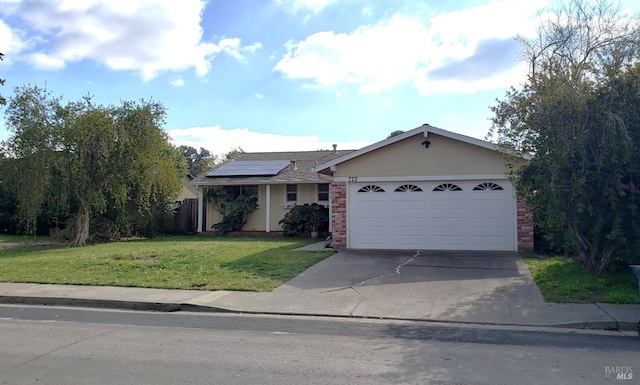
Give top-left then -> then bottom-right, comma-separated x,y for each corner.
348,177 -> 358,182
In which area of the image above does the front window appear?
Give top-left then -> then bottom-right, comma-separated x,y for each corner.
223,185 -> 258,198
286,184 -> 298,202
317,183 -> 329,202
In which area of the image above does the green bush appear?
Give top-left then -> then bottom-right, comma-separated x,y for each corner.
279,203 -> 328,236
207,188 -> 258,235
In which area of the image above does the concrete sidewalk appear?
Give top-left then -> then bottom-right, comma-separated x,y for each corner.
0,281 -> 638,331
0,245 -> 638,332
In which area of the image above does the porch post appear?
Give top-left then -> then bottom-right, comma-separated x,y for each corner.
265,184 -> 271,232
197,187 -> 204,233
328,189 -> 333,233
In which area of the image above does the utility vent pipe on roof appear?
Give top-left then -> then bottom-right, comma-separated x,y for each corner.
291,160 -> 297,170
332,144 -> 337,152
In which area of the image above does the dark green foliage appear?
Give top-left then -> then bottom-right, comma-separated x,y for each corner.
490,0 -> 640,274
179,145 -> 217,176
0,181 -> 17,234
207,187 -> 258,235
0,85 -> 186,245
279,203 -> 329,236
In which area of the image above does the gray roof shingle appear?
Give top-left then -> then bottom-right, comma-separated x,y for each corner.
193,149 -> 354,186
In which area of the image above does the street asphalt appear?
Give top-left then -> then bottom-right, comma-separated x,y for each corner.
0,243 -> 638,331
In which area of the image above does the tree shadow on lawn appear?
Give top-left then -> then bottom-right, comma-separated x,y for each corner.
0,235 -> 314,259
217,244 -> 334,283
0,242 -> 67,257
0,236 -> 330,291
114,235 -> 317,246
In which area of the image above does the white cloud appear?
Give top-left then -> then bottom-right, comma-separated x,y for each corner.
170,78 -> 185,87
275,16 -> 430,94
0,0 -> 261,80
219,38 -> 263,62
27,52 -> 66,70
275,0 -> 545,94
275,0 -> 338,14
167,125 -> 371,157
0,19 -> 27,61
255,93 -> 264,99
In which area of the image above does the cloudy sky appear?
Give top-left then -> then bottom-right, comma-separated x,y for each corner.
1,0 -> 638,156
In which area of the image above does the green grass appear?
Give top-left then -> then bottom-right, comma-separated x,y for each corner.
523,255 -> 639,304
0,234 -> 51,242
0,236 -> 333,291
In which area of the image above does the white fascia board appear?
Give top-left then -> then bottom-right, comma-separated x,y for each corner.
333,175 -> 509,182
193,179 -> 328,187
426,126 -> 499,151
313,124 -> 530,173
192,180 -> 269,187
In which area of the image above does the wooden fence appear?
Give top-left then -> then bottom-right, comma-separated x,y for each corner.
174,198 -> 198,234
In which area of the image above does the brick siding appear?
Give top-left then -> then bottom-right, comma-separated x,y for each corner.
330,182 -> 347,248
517,196 -> 534,253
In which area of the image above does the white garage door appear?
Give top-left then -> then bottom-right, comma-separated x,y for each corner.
349,180 -> 516,251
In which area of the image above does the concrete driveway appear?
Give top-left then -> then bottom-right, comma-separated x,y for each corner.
5,248 -> 633,328
273,249 -> 545,322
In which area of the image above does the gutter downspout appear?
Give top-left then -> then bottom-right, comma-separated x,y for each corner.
197,187 -> 204,233
266,184 -> 271,232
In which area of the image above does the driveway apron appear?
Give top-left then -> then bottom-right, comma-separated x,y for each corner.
276,250 -> 545,323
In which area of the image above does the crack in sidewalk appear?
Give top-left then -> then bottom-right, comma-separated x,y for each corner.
405,284 -> 414,298
349,296 -> 365,317
595,303 -> 619,330
319,286 -> 361,295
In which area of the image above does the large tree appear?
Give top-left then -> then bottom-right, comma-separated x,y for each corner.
490,0 -> 640,273
1,85 -> 185,245
223,147 -> 244,161
179,145 -> 217,176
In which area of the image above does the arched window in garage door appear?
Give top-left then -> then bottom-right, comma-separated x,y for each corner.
357,185 -> 385,192
472,182 -> 504,191
433,183 -> 463,192
394,184 -> 423,192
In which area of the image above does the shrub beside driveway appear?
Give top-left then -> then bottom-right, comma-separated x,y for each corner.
0,236 -> 333,291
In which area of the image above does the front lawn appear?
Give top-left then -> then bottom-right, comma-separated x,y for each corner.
0,234 -> 51,242
523,255 -> 639,304
0,236 -> 333,291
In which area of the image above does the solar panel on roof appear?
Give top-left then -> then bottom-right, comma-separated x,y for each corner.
205,160 -> 291,177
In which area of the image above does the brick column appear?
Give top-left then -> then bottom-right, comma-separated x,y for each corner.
517,196 -> 534,253
330,182 -> 347,248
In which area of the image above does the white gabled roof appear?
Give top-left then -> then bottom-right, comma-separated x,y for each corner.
313,124 -> 518,173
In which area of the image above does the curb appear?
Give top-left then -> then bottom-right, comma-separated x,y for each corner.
0,296 -> 185,313
0,295 -> 636,332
